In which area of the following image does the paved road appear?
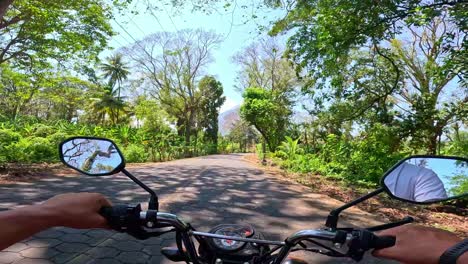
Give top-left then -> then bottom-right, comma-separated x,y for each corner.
0,154 -> 394,264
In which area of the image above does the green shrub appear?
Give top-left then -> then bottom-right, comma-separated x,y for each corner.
32,124 -> 56,137
48,132 -> 69,146
15,137 -> 57,163
123,144 -> 148,163
0,129 -> 22,163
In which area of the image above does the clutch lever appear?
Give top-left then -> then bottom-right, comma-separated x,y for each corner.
366,216 -> 414,232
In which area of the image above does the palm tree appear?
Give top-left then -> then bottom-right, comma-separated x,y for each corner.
89,90 -> 128,125
100,53 -> 130,100
100,53 -> 130,123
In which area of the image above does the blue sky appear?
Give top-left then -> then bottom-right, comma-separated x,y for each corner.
105,1 -> 285,113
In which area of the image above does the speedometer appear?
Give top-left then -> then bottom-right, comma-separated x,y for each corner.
208,224 -> 254,252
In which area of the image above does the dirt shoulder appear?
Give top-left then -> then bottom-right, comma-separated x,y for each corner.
0,163 -> 76,184
243,154 -> 468,237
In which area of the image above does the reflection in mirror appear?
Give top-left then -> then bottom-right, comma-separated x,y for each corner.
384,157 -> 467,203
60,138 -> 123,175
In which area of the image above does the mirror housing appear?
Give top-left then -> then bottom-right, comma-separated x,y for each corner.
325,155 -> 467,230
59,136 -> 159,210
381,155 -> 468,204
59,137 -> 125,176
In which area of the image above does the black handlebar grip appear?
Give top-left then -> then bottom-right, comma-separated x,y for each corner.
99,206 -> 113,221
99,205 -> 129,231
374,235 -> 396,250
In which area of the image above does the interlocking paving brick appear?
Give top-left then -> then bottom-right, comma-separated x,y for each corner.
0,252 -> 22,264
111,241 -> 144,252
25,239 -> 61,248
86,247 -> 120,258
12,259 -> 53,264
117,251 -> 150,263
60,234 -> 91,243
51,252 -> 81,264
148,255 -> 165,264
86,258 -> 122,264
140,237 -> 162,246
111,233 -> 133,241
3,243 -> 28,253
142,245 -> 162,256
55,243 -> 89,253
19,248 -> 59,258
66,254 -> 93,264
34,230 -> 64,239
86,229 -> 114,238
60,228 -> 86,234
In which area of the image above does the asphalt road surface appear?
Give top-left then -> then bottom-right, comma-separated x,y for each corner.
0,154 -> 396,264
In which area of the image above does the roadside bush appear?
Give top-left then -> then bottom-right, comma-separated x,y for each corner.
123,144 -> 149,163
15,137 -> 57,163
48,132 -> 70,146
32,124 -> 56,137
0,129 -> 22,163
273,126 -> 407,186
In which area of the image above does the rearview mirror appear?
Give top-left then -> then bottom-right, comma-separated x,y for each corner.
59,137 -> 125,176
382,156 -> 468,204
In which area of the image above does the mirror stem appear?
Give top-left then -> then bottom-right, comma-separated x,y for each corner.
122,169 -> 159,210
325,188 -> 384,230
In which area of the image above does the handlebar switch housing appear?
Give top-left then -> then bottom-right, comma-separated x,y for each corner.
100,204 -> 151,240
347,229 -> 396,261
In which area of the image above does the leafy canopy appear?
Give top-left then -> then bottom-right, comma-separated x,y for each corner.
0,0 -> 118,69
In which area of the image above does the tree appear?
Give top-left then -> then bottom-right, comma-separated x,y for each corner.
85,85 -> 130,126
0,64 -> 37,120
391,18 -> 467,154
232,37 -> 299,92
285,6 -> 465,154
235,38 -> 297,152
0,0 -> 116,69
198,76 -> 225,153
227,120 -> 259,152
100,53 -> 130,99
30,76 -> 95,122
133,96 -> 172,133
268,0 -> 467,85
241,87 -> 292,152
100,53 -> 130,124
126,29 -> 222,155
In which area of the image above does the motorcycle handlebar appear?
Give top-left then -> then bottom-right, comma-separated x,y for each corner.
372,235 -> 396,250
100,206 -> 396,263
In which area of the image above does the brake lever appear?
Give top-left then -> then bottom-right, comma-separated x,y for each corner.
366,216 -> 414,232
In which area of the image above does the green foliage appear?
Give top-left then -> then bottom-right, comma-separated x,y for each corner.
0,117 -> 245,165
1,0 -> 120,69
0,129 -> 21,163
241,87 -> 292,152
123,144 -> 149,163
269,0 -> 466,83
274,124 -> 408,186
227,120 -> 259,153
275,136 -> 302,160
15,137 -> 56,163
198,76 -> 226,153
448,174 -> 468,197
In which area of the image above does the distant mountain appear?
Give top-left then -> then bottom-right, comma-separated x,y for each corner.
218,106 -> 240,135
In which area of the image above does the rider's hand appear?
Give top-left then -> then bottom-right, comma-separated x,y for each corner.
372,224 -> 466,264
38,192 -> 111,229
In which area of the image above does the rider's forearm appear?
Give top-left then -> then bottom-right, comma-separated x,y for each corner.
0,205 -> 58,250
